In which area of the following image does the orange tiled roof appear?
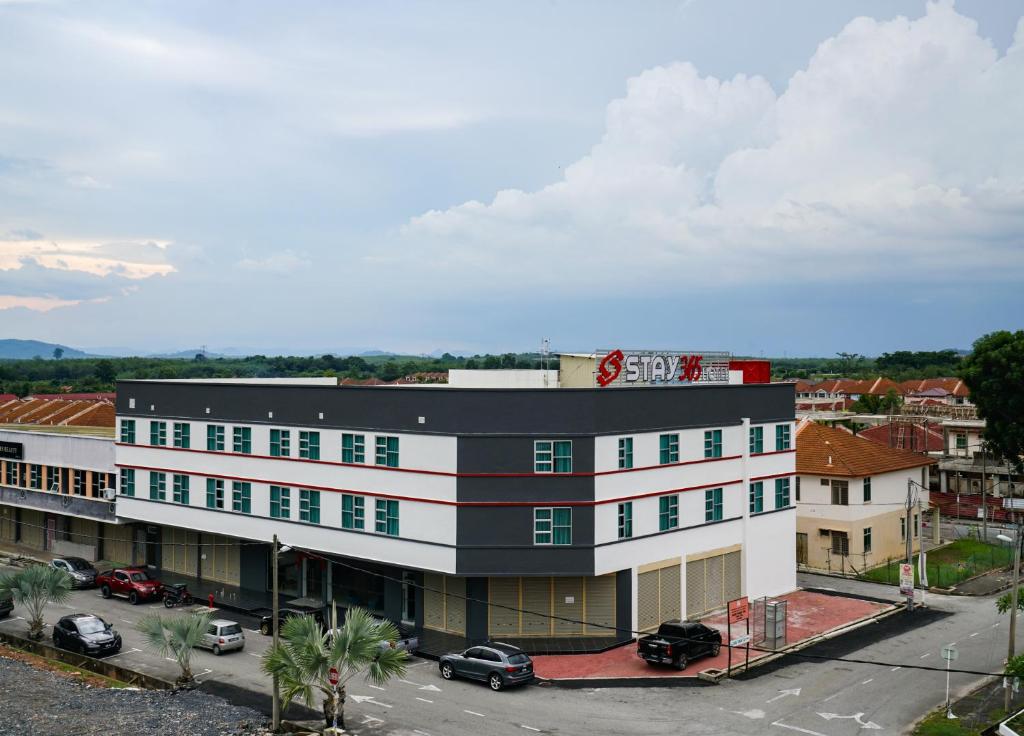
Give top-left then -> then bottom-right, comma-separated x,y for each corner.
857,422 -> 945,453
796,420 -> 935,477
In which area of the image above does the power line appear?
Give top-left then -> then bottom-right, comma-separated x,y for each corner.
0,516 -> 266,548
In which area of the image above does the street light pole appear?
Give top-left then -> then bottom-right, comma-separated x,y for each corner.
1008,525 -> 1022,713
272,534 -> 280,731
906,478 -> 915,610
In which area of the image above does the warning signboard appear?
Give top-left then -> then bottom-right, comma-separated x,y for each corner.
728,597 -> 749,624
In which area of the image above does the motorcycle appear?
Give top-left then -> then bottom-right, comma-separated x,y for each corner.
163,583 -> 194,608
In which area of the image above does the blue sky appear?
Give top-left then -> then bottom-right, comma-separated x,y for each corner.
1,0 -> 1021,357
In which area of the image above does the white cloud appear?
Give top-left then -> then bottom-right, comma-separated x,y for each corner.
404,1 -> 1024,293
236,249 -> 311,274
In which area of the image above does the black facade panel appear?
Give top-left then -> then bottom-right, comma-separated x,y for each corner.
239,542 -> 270,593
116,381 -> 794,436
457,476 -> 594,504
457,506 -> 594,547
465,577 -> 488,644
457,436 -> 594,475
456,547 -> 594,577
383,578 -> 404,626
615,568 -> 632,639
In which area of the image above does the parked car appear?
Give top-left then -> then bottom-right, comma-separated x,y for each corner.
0,592 -> 12,619
636,620 -> 722,671
259,606 -> 324,636
439,642 -> 534,691
96,567 -> 165,605
327,617 -> 419,655
50,557 -> 98,589
198,619 -> 245,655
52,613 -> 122,656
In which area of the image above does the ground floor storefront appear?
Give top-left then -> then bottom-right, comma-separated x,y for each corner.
0,504 -> 134,564
796,508 -> 923,575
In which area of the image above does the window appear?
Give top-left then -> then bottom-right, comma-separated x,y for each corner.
233,427 -> 252,454
149,472 -> 166,501
270,486 -> 290,518
342,433 -> 365,464
618,437 -> 633,469
775,478 -> 791,507
831,531 -> 849,556
863,527 -> 872,553
955,433 -> 968,450
120,419 -> 136,444
270,429 -> 291,457
704,429 -> 723,459
749,481 -> 764,513
749,426 -> 763,454
796,477 -> 801,502
207,425 -> 225,451
705,487 -> 723,521
900,516 -> 906,541
376,436 -> 400,467
173,423 -> 190,449
375,499 -> 399,536
830,480 -> 849,505
206,478 -> 224,509
617,502 -> 633,538
150,421 -> 167,446
299,431 -> 320,460
120,468 -> 135,497
73,470 -> 86,496
232,482 -> 251,513
300,490 -> 320,524
534,507 -> 571,545
659,434 -> 679,464
342,494 -> 365,529
659,495 -> 679,530
534,440 -> 572,473
5,462 -> 18,486
863,477 -> 872,503
30,464 -> 41,490
776,424 -> 791,451
172,474 -> 189,505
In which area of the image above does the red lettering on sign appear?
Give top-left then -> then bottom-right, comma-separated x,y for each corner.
679,355 -> 704,382
597,349 -> 624,387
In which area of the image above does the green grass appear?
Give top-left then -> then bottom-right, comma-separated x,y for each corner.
858,539 -> 1013,588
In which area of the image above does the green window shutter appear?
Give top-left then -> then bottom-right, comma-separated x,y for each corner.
150,472 -> 165,501
207,425 -> 225,451
776,424 -> 791,451
342,434 -> 355,463
864,477 -> 872,503
618,438 -> 633,469
120,420 -> 135,444
618,502 -> 633,538
776,478 -> 790,507
120,469 -> 134,497
342,494 -> 359,528
271,430 -> 291,457
553,441 -> 572,473
534,508 -> 552,544
535,441 -> 553,472
552,508 -> 572,545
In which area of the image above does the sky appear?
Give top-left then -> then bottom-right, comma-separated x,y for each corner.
0,0 -> 1022,357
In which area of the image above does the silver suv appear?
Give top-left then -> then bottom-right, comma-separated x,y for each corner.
439,642 -> 534,691
198,619 -> 245,655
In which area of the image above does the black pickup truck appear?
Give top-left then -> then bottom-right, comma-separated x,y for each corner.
637,620 -> 722,671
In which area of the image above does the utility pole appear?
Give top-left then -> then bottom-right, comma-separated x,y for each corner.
1001,524 -> 1022,713
982,442 -> 989,542
906,478 -> 915,610
272,534 -> 280,732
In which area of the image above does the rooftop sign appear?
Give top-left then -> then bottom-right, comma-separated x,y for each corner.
595,349 -> 731,387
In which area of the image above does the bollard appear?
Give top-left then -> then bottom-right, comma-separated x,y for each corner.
208,593 -> 215,609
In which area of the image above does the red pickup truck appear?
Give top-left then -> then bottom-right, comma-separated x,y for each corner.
96,568 -> 165,605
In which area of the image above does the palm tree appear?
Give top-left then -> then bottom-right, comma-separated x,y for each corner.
137,611 -> 213,687
0,565 -> 72,640
261,605 -> 408,730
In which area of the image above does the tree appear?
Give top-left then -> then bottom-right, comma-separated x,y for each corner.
0,565 -> 73,640
879,388 -> 904,415
94,360 -> 116,384
52,347 -> 64,360
482,355 -> 500,369
961,330 -> 1024,473
261,606 -> 407,730
137,611 -> 213,686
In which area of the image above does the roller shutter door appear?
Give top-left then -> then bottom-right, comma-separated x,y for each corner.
686,551 -> 742,618
423,574 -> 467,635
637,565 -> 681,632
585,574 -> 616,635
19,510 -> 45,550
103,524 -> 135,566
423,573 -> 445,631
444,577 -> 466,635
521,578 -> 551,635
488,577 -> 519,637
486,576 -> 615,637
552,578 -> 584,635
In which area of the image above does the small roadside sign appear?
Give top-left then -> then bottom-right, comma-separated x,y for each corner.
899,563 -> 914,595
728,597 -> 749,624
730,634 -> 751,647
329,667 -> 339,686
941,646 -> 958,661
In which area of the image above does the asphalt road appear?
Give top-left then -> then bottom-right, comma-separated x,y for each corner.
0,567 -> 1015,736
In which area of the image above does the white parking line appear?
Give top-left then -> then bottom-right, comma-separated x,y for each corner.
464,710 -> 486,718
248,652 -> 261,658
861,679 -> 873,685
120,619 -> 133,624
920,653 -> 931,659
415,697 -> 434,704
822,693 -> 839,703
993,623 -> 1001,628
164,657 -> 176,662
771,721 -> 827,736
368,684 -> 385,691
413,730 -> 431,736
890,666 -> 901,672
969,632 -> 979,638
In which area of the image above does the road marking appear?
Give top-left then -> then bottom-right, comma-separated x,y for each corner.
890,666 -> 901,672
412,730 -> 430,736
993,623 -> 1001,628
920,653 -> 931,659
368,684 -> 385,691
766,688 -> 801,703
819,712 -> 882,730
120,619 -> 133,624
415,697 -> 434,704
164,657 -> 176,662
522,727 -> 541,732
861,679 -> 873,685
362,715 -> 385,726
822,693 -> 839,703
248,629 -> 260,634
969,632 -> 979,638
950,642 -> 957,646
399,678 -> 425,687
105,647 -> 141,658
248,652 -> 261,657
350,694 -> 392,708
419,684 -> 441,692
771,721 -> 827,736
464,710 -> 486,718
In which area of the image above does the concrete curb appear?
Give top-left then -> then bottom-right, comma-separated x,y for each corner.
538,601 -> 906,689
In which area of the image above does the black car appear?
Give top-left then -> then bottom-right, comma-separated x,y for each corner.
52,614 -> 122,656
0,592 -> 12,619
439,642 -> 534,691
259,606 -> 324,635
637,620 -> 722,670
50,557 -> 98,589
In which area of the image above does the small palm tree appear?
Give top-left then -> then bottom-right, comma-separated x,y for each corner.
261,605 -> 408,730
137,611 -> 213,687
0,564 -> 72,640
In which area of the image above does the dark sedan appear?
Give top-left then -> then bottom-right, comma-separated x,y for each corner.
51,557 -> 98,589
439,642 -> 534,691
0,593 -> 12,619
52,614 -> 122,657
259,606 -> 324,635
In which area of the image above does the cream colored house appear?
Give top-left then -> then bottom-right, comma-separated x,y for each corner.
795,420 -> 934,575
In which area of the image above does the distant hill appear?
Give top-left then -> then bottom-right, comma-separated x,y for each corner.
0,339 -> 92,360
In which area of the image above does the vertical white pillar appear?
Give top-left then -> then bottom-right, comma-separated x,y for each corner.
741,417 -> 751,597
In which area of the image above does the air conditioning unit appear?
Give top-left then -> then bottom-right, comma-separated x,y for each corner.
103,488 -> 117,501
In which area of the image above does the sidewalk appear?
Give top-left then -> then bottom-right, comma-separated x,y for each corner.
531,589 -> 895,684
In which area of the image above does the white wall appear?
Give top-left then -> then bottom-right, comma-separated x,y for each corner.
448,370 -> 559,388
0,429 -> 114,473
798,469 -> 929,523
